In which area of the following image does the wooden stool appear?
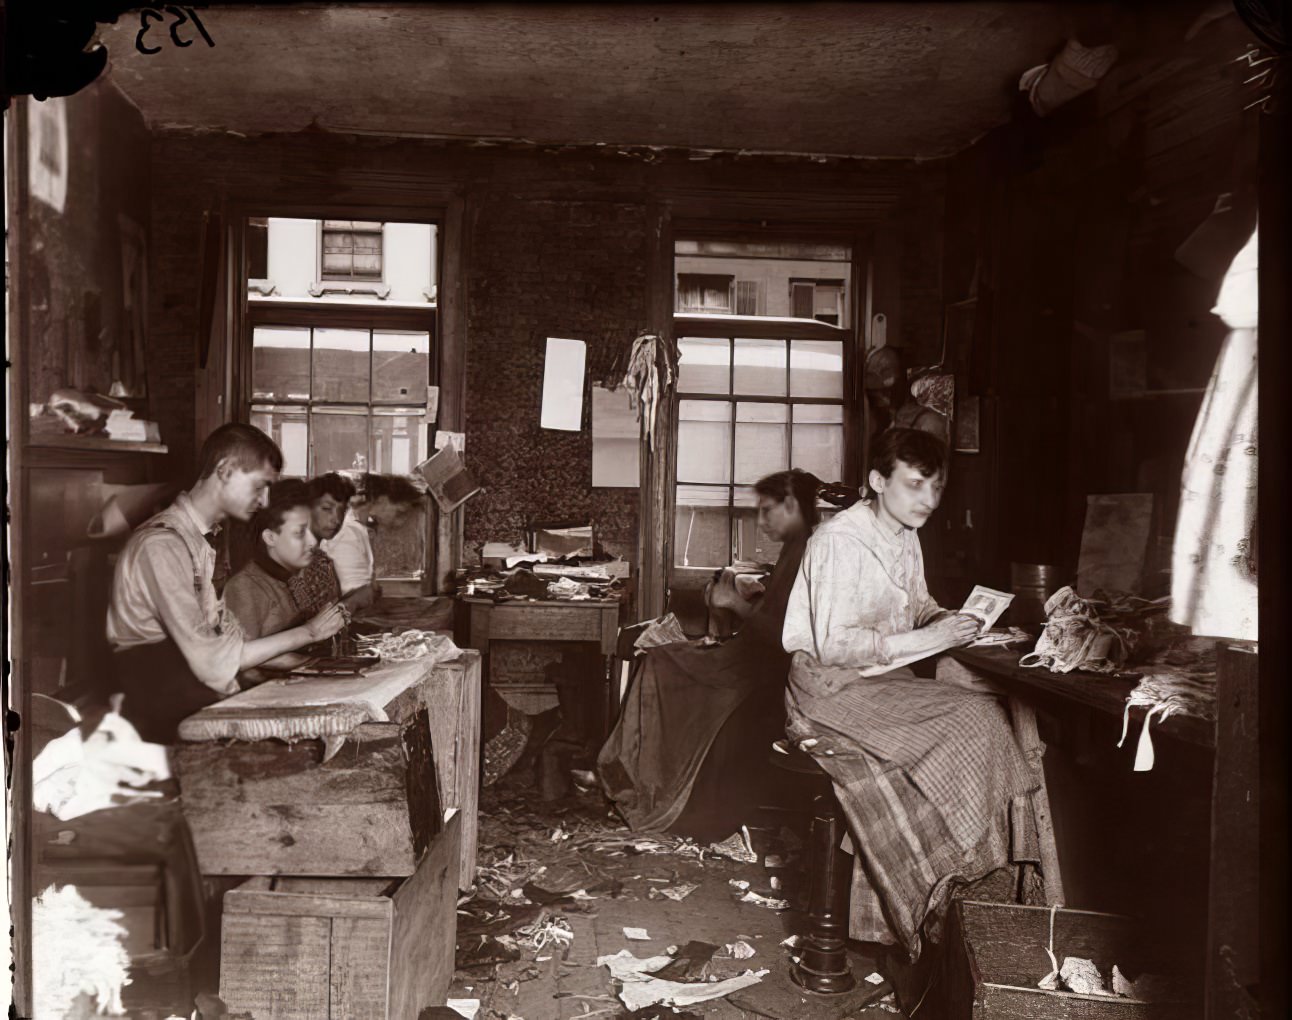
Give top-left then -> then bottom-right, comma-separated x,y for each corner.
769,741 -> 856,995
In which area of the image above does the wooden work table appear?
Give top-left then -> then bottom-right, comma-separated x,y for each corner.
456,595 -> 622,656
173,649 -> 481,889
950,645 -> 1215,750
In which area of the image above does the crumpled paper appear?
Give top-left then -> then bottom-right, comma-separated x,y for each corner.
598,949 -> 767,1012
33,707 -> 170,820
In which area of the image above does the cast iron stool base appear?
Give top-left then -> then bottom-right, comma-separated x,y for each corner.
791,788 -> 856,994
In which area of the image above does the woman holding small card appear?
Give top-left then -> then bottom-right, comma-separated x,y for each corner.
781,428 -> 1042,961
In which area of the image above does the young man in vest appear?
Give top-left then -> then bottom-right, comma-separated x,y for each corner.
106,423 -> 345,741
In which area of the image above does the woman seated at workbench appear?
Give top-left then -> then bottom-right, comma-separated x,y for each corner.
224,479 -> 349,655
598,469 -> 821,836
783,428 -> 1042,960
323,472 -> 425,604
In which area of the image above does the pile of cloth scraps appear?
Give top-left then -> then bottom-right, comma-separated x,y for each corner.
1019,586 -> 1144,674
1118,669 -> 1217,772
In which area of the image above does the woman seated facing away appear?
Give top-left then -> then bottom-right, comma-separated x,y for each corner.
224,480 -> 346,672
322,472 -> 425,602
782,428 -> 1042,961
598,469 -> 820,837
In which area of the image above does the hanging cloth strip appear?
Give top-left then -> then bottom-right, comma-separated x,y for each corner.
622,332 -> 678,452
1117,671 -> 1217,771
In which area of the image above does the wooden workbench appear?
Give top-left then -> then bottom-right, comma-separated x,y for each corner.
173,649 -> 481,889
950,645 -> 1215,750
457,595 -> 622,656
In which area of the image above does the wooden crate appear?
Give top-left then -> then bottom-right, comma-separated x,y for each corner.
941,901 -> 1197,1019
175,653 -> 480,885
219,810 -> 461,1020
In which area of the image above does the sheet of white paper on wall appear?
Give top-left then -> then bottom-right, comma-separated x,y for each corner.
424,385 -> 440,424
540,337 -> 587,431
434,430 -> 465,453
592,385 -> 640,487
29,97 -> 69,214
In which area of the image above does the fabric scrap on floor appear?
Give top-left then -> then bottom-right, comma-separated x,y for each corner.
597,949 -> 769,1012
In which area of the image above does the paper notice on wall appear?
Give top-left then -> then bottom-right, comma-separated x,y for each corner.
591,385 -> 640,487
540,337 -> 586,431
29,97 -> 69,214
417,445 -> 483,512
424,385 -> 440,425
434,430 -> 465,453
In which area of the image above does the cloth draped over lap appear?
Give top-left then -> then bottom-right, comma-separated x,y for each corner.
598,533 -> 807,833
782,501 -> 1042,959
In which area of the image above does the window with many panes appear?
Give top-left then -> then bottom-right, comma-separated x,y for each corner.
673,238 -> 852,575
321,220 -> 384,281
244,216 -> 437,580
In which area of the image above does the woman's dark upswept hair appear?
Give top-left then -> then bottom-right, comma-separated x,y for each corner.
753,469 -> 822,529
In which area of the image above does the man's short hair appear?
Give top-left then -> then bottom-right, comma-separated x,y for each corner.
252,479 -> 313,537
869,427 -> 948,480
308,472 -> 357,505
195,423 -> 283,481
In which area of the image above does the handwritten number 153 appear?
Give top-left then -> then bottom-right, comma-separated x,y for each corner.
136,6 -> 214,54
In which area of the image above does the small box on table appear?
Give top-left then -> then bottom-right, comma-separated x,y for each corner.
219,810 -> 461,1020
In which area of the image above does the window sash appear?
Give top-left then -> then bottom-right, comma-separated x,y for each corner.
672,331 -> 847,569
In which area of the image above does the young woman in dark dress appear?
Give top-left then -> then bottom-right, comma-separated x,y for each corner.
598,469 -> 820,837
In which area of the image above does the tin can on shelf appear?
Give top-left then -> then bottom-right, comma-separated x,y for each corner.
1009,562 -> 1058,626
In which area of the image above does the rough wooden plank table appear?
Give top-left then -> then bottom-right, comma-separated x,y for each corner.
457,595 -> 622,656
950,646 -> 1215,750
457,595 -> 624,738
174,649 -> 481,887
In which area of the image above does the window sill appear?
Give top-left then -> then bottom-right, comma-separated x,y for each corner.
309,281 -> 391,299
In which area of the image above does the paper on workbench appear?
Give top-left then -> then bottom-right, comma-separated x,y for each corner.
177,659 -> 433,744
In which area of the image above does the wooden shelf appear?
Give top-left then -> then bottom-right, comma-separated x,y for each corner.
26,435 -> 169,456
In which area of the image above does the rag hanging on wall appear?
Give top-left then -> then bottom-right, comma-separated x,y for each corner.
621,332 -> 678,452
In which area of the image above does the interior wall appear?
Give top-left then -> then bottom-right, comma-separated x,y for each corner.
23,80 -> 151,416
932,10 -> 1259,600
146,132 -> 931,576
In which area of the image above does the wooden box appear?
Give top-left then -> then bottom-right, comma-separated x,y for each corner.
219,810 -> 461,1020
175,653 -> 480,885
941,901 -> 1197,1019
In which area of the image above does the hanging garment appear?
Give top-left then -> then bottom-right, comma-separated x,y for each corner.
1169,227 -> 1258,642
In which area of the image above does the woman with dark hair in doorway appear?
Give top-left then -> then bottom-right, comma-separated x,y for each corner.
598,468 -> 822,837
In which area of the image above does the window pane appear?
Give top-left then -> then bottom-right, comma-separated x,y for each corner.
372,410 -> 429,476
675,240 -> 850,322
677,400 -> 731,483
313,328 -> 370,402
675,485 -> 730,568
252,326 -> 311,402
792,404 -> 844,482
373,331 -> 431,402
677,337 -> 730,394
734,403 -> 788,484
250,404 -> 309,477
312,409 -> 370,474
733,338 -> 787,396
790,340 -> 844,398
